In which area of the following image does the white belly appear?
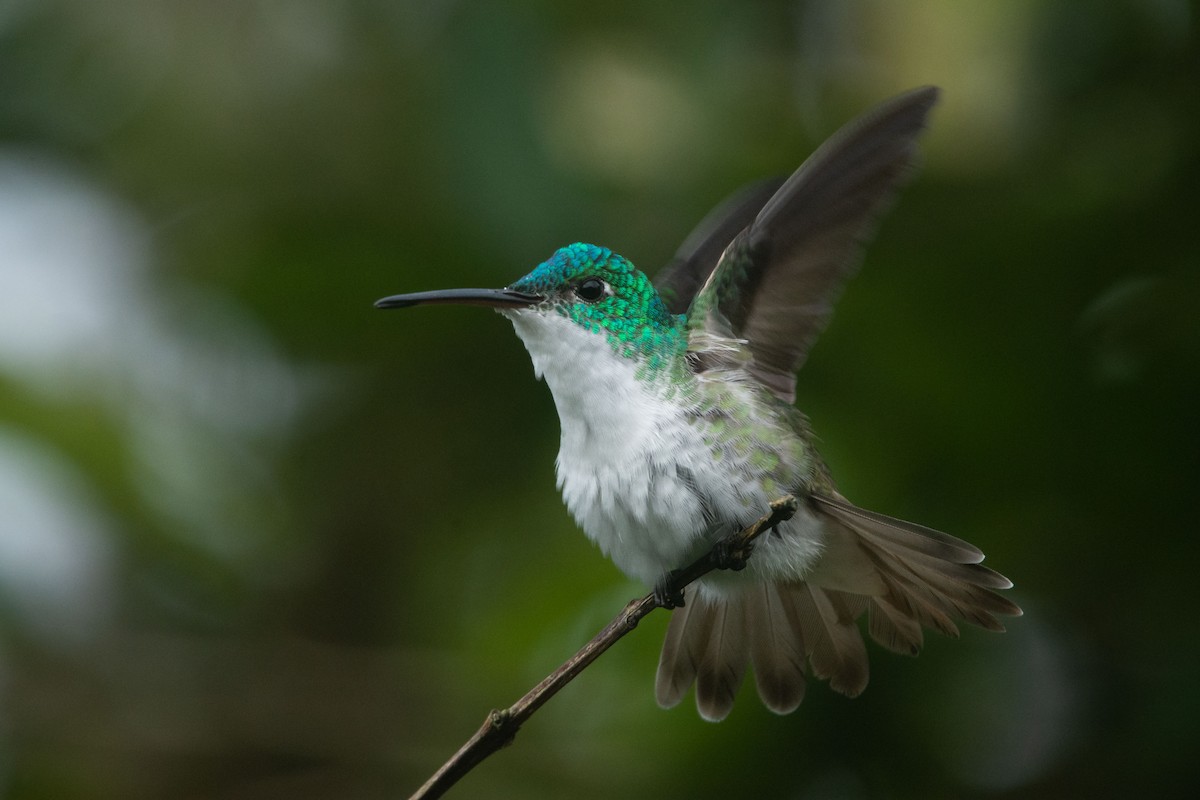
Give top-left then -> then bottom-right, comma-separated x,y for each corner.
507,310 -> 826,588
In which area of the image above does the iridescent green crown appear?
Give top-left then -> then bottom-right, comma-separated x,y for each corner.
510,243 -> 686,371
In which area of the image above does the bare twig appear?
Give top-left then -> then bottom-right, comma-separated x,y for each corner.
410,494 -> 799,800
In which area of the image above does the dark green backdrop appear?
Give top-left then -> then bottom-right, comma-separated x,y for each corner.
1,1 -> 1196,798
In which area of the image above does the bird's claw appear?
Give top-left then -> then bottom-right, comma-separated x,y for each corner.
712,533 -> 750,571
654,571 -> 686,609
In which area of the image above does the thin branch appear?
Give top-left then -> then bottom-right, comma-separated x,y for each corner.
410,494 -> 799,800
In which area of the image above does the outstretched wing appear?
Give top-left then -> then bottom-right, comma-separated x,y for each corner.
654,178 -> 785,315
688,86 -> 940,403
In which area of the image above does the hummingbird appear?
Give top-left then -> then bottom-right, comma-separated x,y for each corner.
377,86 -> 1020,722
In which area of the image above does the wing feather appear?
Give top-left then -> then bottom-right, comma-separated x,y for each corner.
654,178 -> 785,314
688,86 -> 941,402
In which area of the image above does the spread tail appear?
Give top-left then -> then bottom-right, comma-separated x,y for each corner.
654,494 -> 1020,720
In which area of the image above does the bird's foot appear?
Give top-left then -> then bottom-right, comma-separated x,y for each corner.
711,532 -> 751,572
653,571 -> 686,609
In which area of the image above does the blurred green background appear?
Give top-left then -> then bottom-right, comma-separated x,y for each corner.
1,1 -> 1197,798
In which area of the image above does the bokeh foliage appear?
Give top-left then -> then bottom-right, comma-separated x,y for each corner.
1,1 -> 1197,797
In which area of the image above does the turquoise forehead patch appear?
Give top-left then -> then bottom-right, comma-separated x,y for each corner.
511,243 -> 623,293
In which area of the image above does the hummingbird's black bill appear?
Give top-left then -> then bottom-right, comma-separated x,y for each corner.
374,288 -> 543,310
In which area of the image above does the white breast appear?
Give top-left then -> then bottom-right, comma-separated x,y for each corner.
505,309 -> 827,589
505,311 -> 712,582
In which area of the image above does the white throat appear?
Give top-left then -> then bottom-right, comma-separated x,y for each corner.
505,310 -> 669,466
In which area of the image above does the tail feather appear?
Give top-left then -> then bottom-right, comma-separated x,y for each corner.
814,493 -> 1022,637
867,595 -> 924,655
876,565 -> 964,637
655,588 -> 714,709
747,583 -> 807,714
786,583 -> 870,697
654,493 -> 1020,719
694,596 -> 749,721
881,545 -> 1013,589
866,540 -> 1016,632
815,497 -> 986,563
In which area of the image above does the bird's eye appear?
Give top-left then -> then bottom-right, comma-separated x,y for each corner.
575,278 -> 606,303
